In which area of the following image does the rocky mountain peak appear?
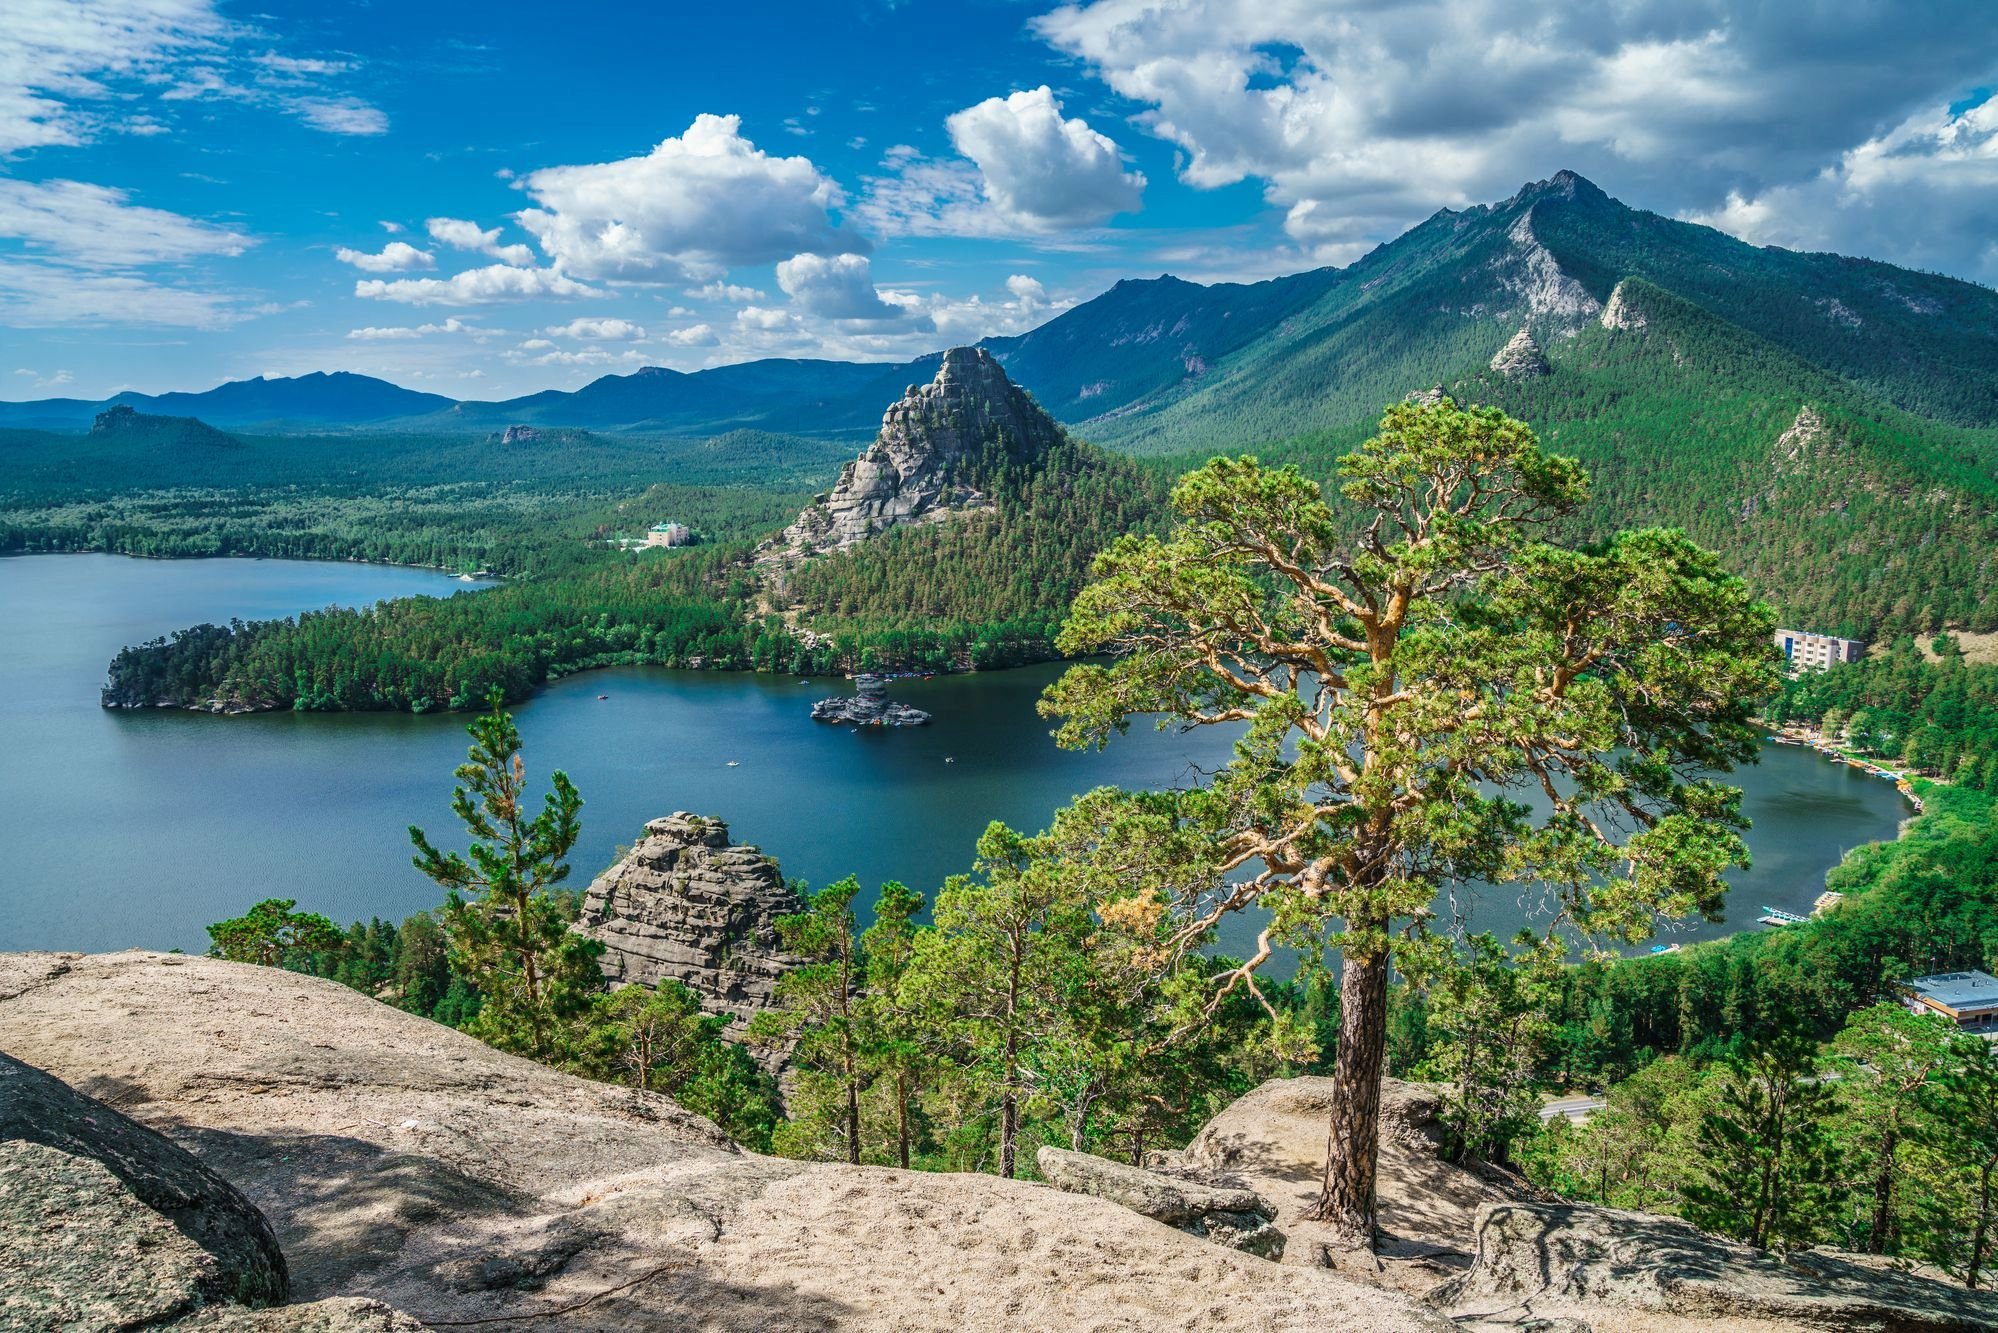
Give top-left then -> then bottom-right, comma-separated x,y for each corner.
1489,326 -> 1551,379
767,345 -> 1065,561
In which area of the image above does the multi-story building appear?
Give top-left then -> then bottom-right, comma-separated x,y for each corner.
1904,970 -> 1998,1034
643,522 -> 693,548
1774,629 -> 1865,671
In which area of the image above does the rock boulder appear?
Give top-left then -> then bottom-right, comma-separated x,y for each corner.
1488,326 -> 1550,379
1036,1146 -> 1285,1259
0,1048 -> 288,1309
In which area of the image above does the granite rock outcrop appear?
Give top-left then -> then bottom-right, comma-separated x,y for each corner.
1,1048 -> 288,1309
765,346 -> 1065,565
1488,326 -> 1550,379
573,813 -> 803,1033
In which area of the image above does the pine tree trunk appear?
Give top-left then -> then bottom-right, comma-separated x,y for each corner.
897,1071 -> 910,1170
1971,1159 -> 1994,1290
844,1050 -> 861,1166
1306,941 -> 1390,1248
1000,938 -> 1022,1179
1868,1125 -> 1899,1254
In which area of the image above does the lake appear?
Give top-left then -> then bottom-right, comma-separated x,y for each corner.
0,554 -> 1913,963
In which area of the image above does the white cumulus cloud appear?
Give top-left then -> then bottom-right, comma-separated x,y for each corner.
860,87 -> 1143,237
334,240 -> 434,273
543,316 -> 646,340
945,86 -> 1145,229
775,252 -> 914,323
426,217 -> 535,266
354,264 -> 601,306
345,318 -> 483,340
514,113 -> 859,282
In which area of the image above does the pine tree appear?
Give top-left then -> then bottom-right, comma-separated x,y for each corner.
408,692 -> 603,1062
1682,1033 -> 1836,1250
750,876 -> 866,1164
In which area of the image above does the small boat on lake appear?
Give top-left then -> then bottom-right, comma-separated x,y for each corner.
597,694 -> 608,700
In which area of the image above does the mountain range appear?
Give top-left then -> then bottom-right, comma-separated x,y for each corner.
6,172 -> 1995,444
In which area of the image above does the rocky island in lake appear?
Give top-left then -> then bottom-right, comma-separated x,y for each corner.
811,673 -> 931,726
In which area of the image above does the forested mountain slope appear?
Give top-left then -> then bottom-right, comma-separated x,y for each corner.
1208,280 -> 1998,637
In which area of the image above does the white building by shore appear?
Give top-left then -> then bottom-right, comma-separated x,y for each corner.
1776,629 -> 1864,671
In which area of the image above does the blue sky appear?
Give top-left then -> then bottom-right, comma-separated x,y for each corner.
4,0 -> 1996,400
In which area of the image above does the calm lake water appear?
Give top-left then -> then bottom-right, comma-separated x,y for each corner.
1,555 -> 1912,963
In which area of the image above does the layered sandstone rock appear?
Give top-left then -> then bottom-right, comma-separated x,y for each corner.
766,346 -> 1065,564
573,813 -> 803,1032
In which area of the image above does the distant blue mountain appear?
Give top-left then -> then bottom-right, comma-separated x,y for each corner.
0,371 -> 455,431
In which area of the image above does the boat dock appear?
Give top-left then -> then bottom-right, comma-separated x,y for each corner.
1757,905 -> 1809,927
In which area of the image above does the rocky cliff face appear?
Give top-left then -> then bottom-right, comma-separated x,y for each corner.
572,813 -> 803,1033
767,346 -> 1065,563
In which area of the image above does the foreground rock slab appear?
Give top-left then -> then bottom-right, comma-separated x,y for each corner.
1440,1201 -> 1998,1331
1036,1146 -> 1284,1259
0,952 -> 1450,1332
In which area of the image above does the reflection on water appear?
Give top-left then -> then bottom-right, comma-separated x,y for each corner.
1,555 -> 1913,969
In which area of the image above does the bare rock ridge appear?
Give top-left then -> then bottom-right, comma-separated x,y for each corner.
766,345 -> 1065,564
0,952 -> 1449,1331
573,812 -> 803,1034
1488,326 -> 1550,379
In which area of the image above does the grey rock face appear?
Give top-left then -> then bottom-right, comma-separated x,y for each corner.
1488,326 -> 1550,379
1036,1146 -> 1285,1260
811,674 -> 931,726
1404,385 -> 1450,406
1599,279 -> 1648,331
497,424 -> 543,445
0,1049 -> 288,1310
1439,1201 -> 1998,1329
573,813 -> 803,1033
770,346 -> 1065,561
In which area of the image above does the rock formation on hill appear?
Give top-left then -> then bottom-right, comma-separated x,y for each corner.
764,346 -> 1065,565
90,403 -> 236,448
1441,1201 -> 1998,1330
573,812 -> 803,1034
0,951 -> 1447,1331
1487,326 -> 1550,379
